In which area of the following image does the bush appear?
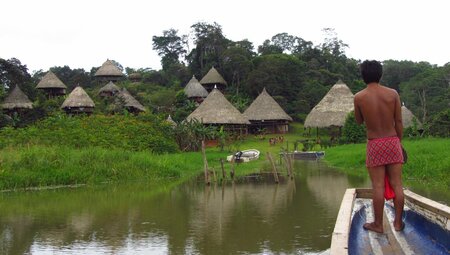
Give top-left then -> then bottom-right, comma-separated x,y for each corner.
428,109 -> 450,137
341,111 -> 366,143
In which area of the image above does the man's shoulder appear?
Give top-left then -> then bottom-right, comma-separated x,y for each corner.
380,85 -> 399,95
355,88 -> 368,99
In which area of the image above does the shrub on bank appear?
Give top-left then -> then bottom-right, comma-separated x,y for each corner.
0,113 -> 178,153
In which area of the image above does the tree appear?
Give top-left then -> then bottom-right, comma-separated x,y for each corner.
0,58 -> 35,100
187,22 -> 230,76
50,66 -> 92,90
245,54 -> 307,115
152,29 -> 188,70
400,66 -> 450,123
381,60 -> 432,92
222,40 -> 255,94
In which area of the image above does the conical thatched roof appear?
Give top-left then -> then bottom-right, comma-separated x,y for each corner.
304,80 -> 354,128
243,88 -> 292,121
128,72 -> 141,80
99,81 -> 120,95
166,115 -> 177,126
61,86 -> 95,109
1,85 -> 33,110
186,88 -> 249,124
118,88 -> 146,112
184,75 -> 208,98
94,60 -> 124,77
199,67 -> 227,85
36,71 -> 67,89
402,105 -> 421,128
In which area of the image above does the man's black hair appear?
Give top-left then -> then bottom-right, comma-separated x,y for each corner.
360,60 -> 383,84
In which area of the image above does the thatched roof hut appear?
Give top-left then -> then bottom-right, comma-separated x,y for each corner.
98,81 -> 120,97
184,75 -> 208,103
186,87 -> 249,134
200,67 -> 227,92
304,80 -> 354,128
166,114 -> 177,127
128,72 -> 142,83
243,88 -> 292,133
94,59 -> 124,82
402,104 -> 421,128
61,86 -> 95,114
36,71 -> 67,97
117,88 -> 146,113
1,85 -> 33,112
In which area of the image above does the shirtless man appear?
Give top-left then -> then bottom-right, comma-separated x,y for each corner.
354,60 -> 405,233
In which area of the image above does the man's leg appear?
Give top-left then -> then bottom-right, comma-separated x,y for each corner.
387,163 -> 405,231
364,165 -> 385,233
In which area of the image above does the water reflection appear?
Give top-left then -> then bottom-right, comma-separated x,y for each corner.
2,161 -> 445,254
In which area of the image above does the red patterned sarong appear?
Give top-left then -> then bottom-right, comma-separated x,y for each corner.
366,136 -> 404,168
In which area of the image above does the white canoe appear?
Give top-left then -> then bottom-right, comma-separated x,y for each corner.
226,149 -> 260,163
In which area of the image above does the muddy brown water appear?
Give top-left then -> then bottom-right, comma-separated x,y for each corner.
0,161 -> 448,254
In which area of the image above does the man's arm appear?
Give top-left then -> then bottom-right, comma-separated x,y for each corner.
394,93 -> 403,140
354,96 -> 364,125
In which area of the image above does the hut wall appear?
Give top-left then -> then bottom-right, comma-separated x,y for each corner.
96,76 -> 123,83
40,88 -> 66,98
206,124 -> 248,137
248,120 -> 289,134
99,91 -> 118,97
188,97 -> 204,104
63,107 -> 94,115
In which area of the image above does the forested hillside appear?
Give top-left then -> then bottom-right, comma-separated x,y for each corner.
1,22 -> 448,134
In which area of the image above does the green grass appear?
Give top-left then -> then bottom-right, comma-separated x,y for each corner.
1,121 -> 448,190
0,145 -> 203,190
323,138 -> 450,187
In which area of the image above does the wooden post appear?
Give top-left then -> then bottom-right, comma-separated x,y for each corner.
230,155 -> 235,181
282,153 -> 291,177
267,152 -> 279,183
220,158 -> 226,179
212,167 -> 217,182
287,153 -> 294,179
201,140 -> 210,185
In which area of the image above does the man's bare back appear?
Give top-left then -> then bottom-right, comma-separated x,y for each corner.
354,82 -> 403,140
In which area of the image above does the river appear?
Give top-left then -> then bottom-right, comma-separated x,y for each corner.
0,161 -> 448,254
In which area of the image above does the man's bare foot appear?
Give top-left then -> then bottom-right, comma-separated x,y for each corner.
393,221 -> 405,231
363,222 -> 384,233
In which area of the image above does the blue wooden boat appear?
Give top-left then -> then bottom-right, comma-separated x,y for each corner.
330,188 -> 450,255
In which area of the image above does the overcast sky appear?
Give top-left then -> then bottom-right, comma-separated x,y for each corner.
1,0 -> 449,73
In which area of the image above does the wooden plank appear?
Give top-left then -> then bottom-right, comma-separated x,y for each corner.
355,188 -> 372,199
330,188 -> 356,255
404,189 -> 450,230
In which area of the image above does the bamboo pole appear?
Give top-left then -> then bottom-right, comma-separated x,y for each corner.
230,155 -> 235,181
287,153 -> 294,179
212,167 -> 217,182
220,158 -> 226,179
282,153 -> 291,177
201,140 -> 210,185
266,152 -> 279,183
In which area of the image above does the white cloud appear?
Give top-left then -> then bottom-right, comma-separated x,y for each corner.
1,0 -> 448,72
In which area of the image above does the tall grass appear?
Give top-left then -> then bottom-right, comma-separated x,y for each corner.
0,145 -> 202,190
324,138 -> 450,187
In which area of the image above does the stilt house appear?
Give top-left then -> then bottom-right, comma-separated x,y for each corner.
243,88 -> 293,134
35,71 -> 67,97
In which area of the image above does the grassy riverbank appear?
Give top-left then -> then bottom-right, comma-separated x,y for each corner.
1,120 -> 448,190
323,138 -> 450,187
0,146 -> 203,190
0,130 -> 308,190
